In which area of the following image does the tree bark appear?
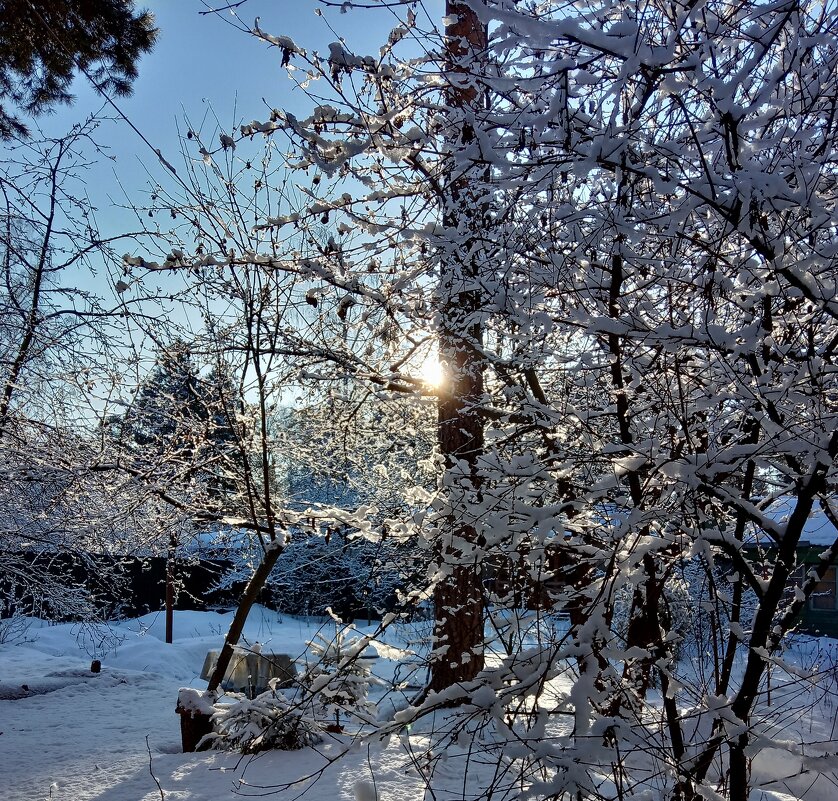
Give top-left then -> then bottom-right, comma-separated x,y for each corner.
427,0 -> 489,694
206,545 -> 282,693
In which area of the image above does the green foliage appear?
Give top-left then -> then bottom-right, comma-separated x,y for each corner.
0,0 -> 157,137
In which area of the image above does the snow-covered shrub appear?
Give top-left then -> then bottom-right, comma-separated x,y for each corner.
211,689 -> 322,753
302,624 -> 376,728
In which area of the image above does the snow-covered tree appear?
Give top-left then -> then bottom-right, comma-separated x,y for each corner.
302,623 -> 376,729
108,342 -> 245,515
129,0 -> 838,796
207,688 -> 323,753
105,341 -> 246,641
0,120 -> 162,623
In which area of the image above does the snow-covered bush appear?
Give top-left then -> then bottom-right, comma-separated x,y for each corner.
210,689 -> 322,753
302,624 -> 376,728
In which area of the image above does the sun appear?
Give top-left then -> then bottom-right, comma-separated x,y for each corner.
419,352 -> 444,388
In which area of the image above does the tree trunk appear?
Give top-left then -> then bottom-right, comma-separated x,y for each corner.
729,734 -> 749,801
179,544 -> 282,752
428,0 -> 488,694
207,545 -> 282,693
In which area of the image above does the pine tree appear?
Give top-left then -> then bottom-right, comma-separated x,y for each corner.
0,0 -> 157,138
113,343 -> 241,512
109,343 -> 243,642
302,624 -> 375,730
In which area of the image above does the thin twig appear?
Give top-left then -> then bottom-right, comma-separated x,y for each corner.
146,735 -> 165,801
367,744 -> 378,801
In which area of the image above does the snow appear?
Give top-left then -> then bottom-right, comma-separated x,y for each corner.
768,498 -> 837,546
2,608 -> 838,800
0,608 -> 428,801
177,687 -> 216,716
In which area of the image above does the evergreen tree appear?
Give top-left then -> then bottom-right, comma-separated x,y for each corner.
302,624 -> 376,730
109,344 -> 244,643
0,0 -> 157,138
113,344 -> 242,516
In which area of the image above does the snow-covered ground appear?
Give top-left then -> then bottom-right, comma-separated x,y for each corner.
0,608 -> 430,801
2,607 -> 838,801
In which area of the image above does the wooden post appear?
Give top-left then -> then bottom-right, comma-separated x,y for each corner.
165,533 -> 176,644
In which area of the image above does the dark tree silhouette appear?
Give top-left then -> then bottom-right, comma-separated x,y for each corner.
0,0 -> 157,137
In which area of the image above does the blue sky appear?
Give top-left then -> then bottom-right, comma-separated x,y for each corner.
0,0 -> 443,382
33,0 -> 442,243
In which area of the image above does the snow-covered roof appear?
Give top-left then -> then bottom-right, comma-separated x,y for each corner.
762,498 -> 836,547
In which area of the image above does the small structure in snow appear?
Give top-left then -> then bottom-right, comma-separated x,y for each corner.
200,648 -> 297,697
